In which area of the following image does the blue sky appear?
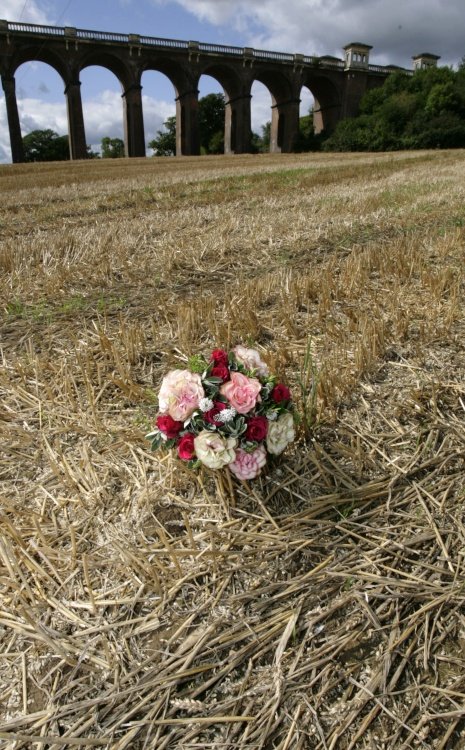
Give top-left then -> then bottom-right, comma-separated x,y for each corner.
1,0 -> 465,162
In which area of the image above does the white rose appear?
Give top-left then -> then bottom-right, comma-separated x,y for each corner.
266,412 -> 295,455
194,431 -> 237,470
233,345 -> 269,377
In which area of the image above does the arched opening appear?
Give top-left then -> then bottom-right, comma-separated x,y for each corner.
251,71 -> 297,153
303,74 -> 342,135
197,73 -> 227,155
140,70 -> 176,156
80,65 -> 125,157
8,60 -> 68,161
250,80 -> 273,152
297,85 -> 318,151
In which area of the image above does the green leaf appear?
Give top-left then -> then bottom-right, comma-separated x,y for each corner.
188,354 -> 209,373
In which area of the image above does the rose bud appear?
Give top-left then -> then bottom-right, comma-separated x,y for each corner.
177,433 -> 196,461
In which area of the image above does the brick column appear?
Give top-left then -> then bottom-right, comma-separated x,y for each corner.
122,84 -> 146,157
1,75 -> 24,163
64,80 -> 88,160
225,93 -> 252,154
176,89 -> 199,156
270,97 -> 300,153
341,70 -> 369,120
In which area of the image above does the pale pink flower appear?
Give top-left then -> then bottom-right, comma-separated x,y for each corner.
233,345 -> 269,376
158,369 -> 204,422
194,431 -> 237,470
220,371 -> 262,415
229,445 -> 267,480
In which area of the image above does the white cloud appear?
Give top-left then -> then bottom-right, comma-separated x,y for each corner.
0,90 -> 175,161
159,0 -> 465,68
18,96 -> 67,133
2,0 -> 52,24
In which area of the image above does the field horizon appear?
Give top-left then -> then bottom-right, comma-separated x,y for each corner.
1,150 -> 465,749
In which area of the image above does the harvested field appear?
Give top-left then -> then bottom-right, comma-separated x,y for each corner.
1,150 -> 464,749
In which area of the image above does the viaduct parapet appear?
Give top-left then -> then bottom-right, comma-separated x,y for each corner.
0,20 -> 437,162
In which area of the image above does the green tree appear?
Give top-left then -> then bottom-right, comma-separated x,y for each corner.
22,129 -> 70,162
258,121 -> 271,152
296,110 -> 325,151
149,93 -> 226,156
101,137 -> 125,158
198,92 -> 225,153
86,145 -> 100,159
149,116 -> 176,156
324,63 -> 465,152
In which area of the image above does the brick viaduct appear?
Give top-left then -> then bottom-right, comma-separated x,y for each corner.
0,20 -> 434,163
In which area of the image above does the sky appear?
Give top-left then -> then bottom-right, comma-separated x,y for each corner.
1,0 -> 465,162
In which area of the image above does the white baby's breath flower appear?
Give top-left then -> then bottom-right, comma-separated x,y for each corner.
199,397 -> 214,412
214,407 -> 237,423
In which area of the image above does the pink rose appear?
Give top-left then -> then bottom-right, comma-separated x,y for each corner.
158,369 -> 204,422
220,372 -> 262,415
229,445 -> 267,480
177,433 -> 196,461
233,345 -> 269,376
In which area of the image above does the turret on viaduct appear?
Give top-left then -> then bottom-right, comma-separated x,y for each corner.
0,21 -> 437,163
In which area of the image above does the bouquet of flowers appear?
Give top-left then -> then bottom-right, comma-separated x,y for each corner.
146,346 -> 296,480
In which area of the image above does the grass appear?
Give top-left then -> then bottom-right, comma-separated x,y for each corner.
1,149 -> 465,749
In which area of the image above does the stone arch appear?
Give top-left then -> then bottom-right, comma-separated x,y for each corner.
78,52 -> 132,92
140,69 -> 176,155
141,60 -> 195,156
79,65 -> 126,155
296,84 -> 315,151
79,53 -> 142,156
3,49 -> 81,160
5,45 -> 68,82
252,69 -> 298,152
197,63 -> 251,153
302,72 -> 343,134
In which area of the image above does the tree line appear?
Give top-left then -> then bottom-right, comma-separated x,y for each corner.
323,60 -> 465,151
20,63 -> 465,161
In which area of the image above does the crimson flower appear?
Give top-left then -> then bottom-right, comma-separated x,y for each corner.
156,414 -> 184,439
211,363 -> 230,381
271,384 -> 291,403
210,348 -> 229,366
177,433 -> 196,461
245,415 -> 268,442
204,400 -> 227,425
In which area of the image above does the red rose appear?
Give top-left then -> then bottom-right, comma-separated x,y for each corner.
177,433 -> 196,461
271,384 -> 291,403
210,348 -> 229,365
211,363 -> 230,381
245,415 -> 268,442
156,414 -> 184,438
204,400 -> 227,425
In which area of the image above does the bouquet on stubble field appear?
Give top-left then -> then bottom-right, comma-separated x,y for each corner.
146,345 -> 296,480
